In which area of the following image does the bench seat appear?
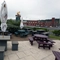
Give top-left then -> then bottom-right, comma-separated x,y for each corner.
52,51 -> 60,60
48,39 -> 55,43
37,41 -> 53,49
29,37 -> 34,45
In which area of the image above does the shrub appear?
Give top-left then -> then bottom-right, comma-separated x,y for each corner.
7,20 -> 20,26
6,19 -> 21,34
7,24 -> 19,34
36,28 -> 49,32
52,30 -> 60,36
33,27 -> 37,31
41,28 -> 49,32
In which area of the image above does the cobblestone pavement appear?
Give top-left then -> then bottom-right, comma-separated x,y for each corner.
4,40 -> 60,60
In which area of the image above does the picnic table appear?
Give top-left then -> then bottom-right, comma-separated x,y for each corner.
29,34 -> 55,49
34,34 -> 48,41
18,30 -> 25,33
29,34 -> 48,44
18,30 -> 28,37
37,41 -> 53,49
34,34 -> 48,38
42,32 -> 49,36
37,30 -> 45,34
29,34 -> 48,45
31,31 -> 37,36
52,51 -> 60,60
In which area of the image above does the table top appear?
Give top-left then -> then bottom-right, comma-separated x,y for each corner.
42,32 -> 49,34
18,30 -> 25,32
34,34 -> 48,38
0,35 -> 10,40
32,31 -> 37,32
0,30 -> 8,33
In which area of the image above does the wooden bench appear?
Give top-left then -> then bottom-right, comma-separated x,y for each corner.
29,37 -> 34,45
12,41 -> 18,51
0,46 -> 5,60
52,51 -> 60,60
48,39 -> 55,43
37,41 -> 53,49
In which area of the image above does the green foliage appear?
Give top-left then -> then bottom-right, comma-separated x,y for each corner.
33,27 -> 37,31
41,28 -> 49,32
7,19 -> 21,34
7,19 -> 20,26
0,19 -> 49,34
25,27 -> 49,32
49,35 -> 60,40
7,24 -> 20,34
52,30 -> 60,36
26,27 -> 49,32
32,27 -> 49,32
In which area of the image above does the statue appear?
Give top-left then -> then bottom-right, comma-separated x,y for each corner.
15,11 -> 21,21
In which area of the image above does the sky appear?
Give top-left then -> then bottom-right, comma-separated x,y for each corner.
0,0 -> 60,20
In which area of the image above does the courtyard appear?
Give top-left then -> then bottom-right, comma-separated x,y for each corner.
0,1 -> 60,60
4,40 -> 60,60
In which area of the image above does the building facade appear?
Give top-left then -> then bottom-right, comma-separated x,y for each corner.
23,18 -> 60,27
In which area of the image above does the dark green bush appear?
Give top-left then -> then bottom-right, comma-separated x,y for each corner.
41,28 -> 49,32
6,19 -> 21,34
7,24 -> 20,34
33,27 -> 37,31
52,30 -> 60,36
7,20 -> 20,26
36,28 -> 49,32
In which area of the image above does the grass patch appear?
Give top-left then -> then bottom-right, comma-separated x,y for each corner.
49,35 -> 60,40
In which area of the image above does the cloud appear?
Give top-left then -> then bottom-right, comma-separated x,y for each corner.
0,0 -> 60,20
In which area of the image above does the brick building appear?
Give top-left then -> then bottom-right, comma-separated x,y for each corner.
23,20 -> 38,26
23,18 -> 60,27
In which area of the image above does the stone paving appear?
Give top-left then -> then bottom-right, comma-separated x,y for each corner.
4,40 -> 60,60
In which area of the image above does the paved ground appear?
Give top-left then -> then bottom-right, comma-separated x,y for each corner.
10,34 -> 31,41
4,40 -> 60,60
